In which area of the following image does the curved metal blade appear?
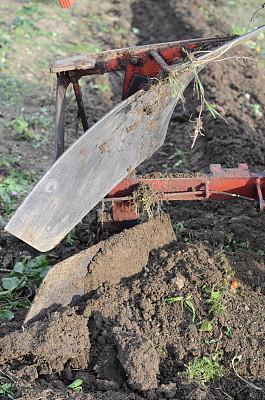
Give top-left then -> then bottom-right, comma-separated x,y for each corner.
5,26 -> 265,251
6,69 -> 194,251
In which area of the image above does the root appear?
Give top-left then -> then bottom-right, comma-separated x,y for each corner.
132,183 -> 163,219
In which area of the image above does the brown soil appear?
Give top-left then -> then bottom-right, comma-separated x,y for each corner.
1,0 -> 265,399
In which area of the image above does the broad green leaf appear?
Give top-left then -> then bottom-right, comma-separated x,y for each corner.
39,265 -> 51,277
0,309 -> 14,321
2,276 -> 19,290
11,261 -> 26,275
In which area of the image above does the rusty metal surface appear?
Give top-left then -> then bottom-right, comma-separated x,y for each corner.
54,73 -> 71,161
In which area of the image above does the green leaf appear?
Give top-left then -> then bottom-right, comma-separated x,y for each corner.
0,309 -> 14,321
185,300 -> 196,322
11,261 -> 26,275
2,276 -> 20,290
211,291 -> 220,299
164,297 -> 183,305
39,265 -> 51,277
200,320 -> 212,332
68,379 -> 83,390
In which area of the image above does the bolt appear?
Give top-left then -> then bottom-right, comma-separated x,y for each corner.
130,55 -> 140,65
68,71 -> 77,77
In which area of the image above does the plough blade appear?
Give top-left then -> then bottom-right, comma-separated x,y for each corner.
5,67 -> 194,251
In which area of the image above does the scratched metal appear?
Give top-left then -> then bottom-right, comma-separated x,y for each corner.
5,26 -> 265,252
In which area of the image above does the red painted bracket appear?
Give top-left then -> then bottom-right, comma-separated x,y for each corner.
107,164 -> 265,226
66,35 -> 236,99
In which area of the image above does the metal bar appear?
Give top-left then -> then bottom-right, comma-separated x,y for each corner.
105,190 -> 256,203
150,50 -> 171,73
54,73 -> 71,161
108,164 -> 265,224
71,77 -> 89,133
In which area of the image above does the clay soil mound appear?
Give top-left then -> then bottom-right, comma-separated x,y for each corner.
1,0 -> 265,399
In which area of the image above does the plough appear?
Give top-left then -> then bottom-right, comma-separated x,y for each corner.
6,26 -> 265,252
5,26 -> 265,323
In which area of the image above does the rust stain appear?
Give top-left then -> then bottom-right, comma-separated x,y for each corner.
126,121 -> 140,132
100,141 -> 109,153
148,120 -> 160,131
80,147 -> 86,154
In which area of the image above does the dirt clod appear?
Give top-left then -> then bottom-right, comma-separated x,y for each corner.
114,328 -> 159,391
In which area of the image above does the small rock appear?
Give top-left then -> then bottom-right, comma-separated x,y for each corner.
171,272 -> 185,290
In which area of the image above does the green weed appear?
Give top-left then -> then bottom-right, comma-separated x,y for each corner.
68,379 -> 83,391
182,353 -> 224,385
66,228 -> 76,245
190,65 -> 227,147
0,76 -> 29,107
0,383 -> 16,399
168,148 -> 186,168
204,338 -> 220,346
155,345 -> 167,356
17,3 -> 45,17
140,196 -> 154,219
249,103 -> 263,118
0,168 -> 36,215
8,113 -> 53,143
200,320 -> 212,332
203,285 -> 228,315
0,255 -> 51,321
169,59 -> 227,148
87,80 -> 111,94
174,221 -> 185,232
0,152 -> 19,168
216,233 -> 250,254
9,116 -> 40,141
224,324 -> 233,339
168,75 -> 185,103
164,295 -> 196,323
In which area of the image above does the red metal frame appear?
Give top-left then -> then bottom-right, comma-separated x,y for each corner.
108,164 -> 265,225
65,35 -> 236,99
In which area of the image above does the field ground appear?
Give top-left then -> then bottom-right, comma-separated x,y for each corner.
0,0 -> 265,399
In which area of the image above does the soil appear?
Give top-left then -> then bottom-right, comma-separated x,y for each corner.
0,0 -> 265,399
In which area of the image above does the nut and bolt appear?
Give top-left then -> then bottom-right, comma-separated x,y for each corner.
130,55 -> 140,65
